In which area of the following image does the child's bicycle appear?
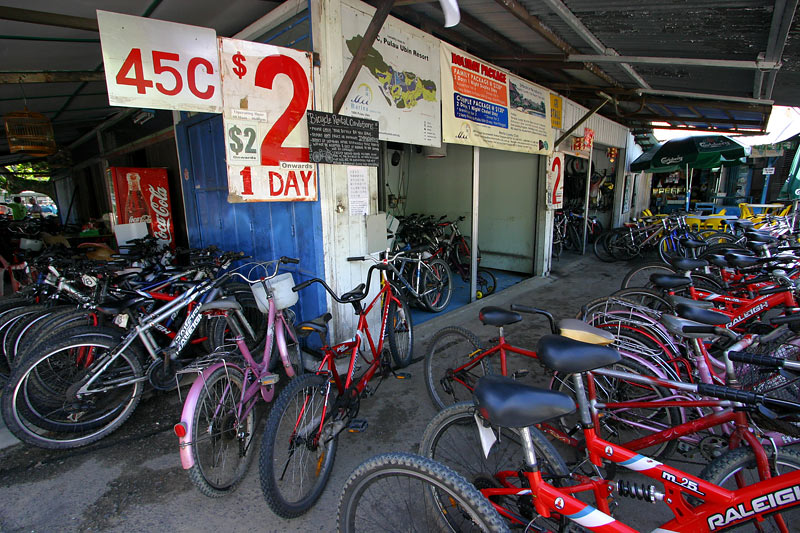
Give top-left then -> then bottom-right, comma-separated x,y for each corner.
258,252 -> 413,518
174,256 -> 302,496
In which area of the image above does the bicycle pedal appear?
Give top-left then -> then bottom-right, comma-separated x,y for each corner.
347,419 -> 368,433
512,369 -> 530,379
394,372 -> 411,379
259,373 -> 280,386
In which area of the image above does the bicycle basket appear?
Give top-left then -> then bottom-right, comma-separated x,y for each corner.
250,272 -> 297,312
737,333 -> 800,437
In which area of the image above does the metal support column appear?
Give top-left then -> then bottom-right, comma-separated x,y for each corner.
470,146 -> 480,301
582,148 -> 593,254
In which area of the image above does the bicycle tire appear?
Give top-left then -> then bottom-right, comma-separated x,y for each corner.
552,231 -> 563,260
551,358 -> 680,459
187,365 -> 257,497
1,330 -> 145,449
4,306 -> 76,368
567,222 -> 583,252
607,230 -> 638,261
0,304 -> 49,362
422,258 -> 453,312
620,262 -> 677,289
700,230 -> 738,245
259,372 -> 337,518
610,287 -> 675,313
476,268 -> 496,299
700,446 -> 800,532
387,289 -> 413,368
593,231 -> 618,263
424,326 -> 489,410
206,290 -> 269,364
338,452 -> 509,533
14,308 -> 102,364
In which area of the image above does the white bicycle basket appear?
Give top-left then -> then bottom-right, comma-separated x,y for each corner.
251,272 -> 298,312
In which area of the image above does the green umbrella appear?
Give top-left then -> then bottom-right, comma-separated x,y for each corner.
778,147 -> 800,200
630,135 -> 748,173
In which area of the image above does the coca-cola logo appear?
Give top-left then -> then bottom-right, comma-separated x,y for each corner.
147,185 -> 172,244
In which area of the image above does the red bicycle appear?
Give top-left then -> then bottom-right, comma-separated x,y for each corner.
258,253 -> 413,518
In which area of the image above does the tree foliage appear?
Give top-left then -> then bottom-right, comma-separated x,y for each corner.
1,162 -> 54,197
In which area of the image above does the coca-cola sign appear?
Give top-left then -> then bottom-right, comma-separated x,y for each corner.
110,167 -> 176,248
148,184 -> 173,245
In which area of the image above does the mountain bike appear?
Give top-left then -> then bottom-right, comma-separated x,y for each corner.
259,252 -> 413,518
175,257 -> 302,497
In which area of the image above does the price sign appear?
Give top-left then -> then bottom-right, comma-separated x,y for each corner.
219,38 -> 315,202
546,152 -> 564,209
763,167 -> 776,175
97,11 -> 222,113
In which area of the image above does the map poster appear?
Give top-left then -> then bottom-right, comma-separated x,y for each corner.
340,0 -> 441,147
440,41 -> 553,155
219,37 -> 316,202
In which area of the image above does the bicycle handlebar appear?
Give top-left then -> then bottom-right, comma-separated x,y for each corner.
510,304 -> 558,334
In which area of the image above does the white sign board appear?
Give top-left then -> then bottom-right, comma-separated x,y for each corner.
347,166 -> 370,216
97,11 -> 222,113
546,152 -> 565,209
763,167 -> 776,175
219,38 -> 316,202
440,42 -> 552,155
340,0 -> 441,147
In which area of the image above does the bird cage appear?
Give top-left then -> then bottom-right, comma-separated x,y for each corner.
4,109 -> 57,156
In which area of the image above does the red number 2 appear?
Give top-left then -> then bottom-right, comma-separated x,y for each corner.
551,156 -> 562,205
254,55 -> 310,165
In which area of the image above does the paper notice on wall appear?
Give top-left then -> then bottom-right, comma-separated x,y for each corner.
347,166 -> 369,216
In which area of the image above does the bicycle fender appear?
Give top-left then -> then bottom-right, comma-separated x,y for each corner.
177,361 -> 244,470
275,316 -> 295,379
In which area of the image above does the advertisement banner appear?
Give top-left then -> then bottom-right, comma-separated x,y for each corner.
110,167 -> 176,248
219,38 -> 316,202
546,152 -> 565,209
440,42 -> 552,155
340,0 -> 441,147
97,11 -> 222,113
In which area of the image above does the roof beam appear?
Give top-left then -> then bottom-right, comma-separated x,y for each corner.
635,88 -> 773,106
0,7 -> 98,32
536,0 -> 649,88
627,116 -> 763,126
491,0 -> 617,87
0,71 -> 105,83
568,54 -> 780,70
763,0 -> 799,98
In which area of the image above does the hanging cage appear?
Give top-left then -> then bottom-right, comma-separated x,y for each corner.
4,109 -> 57,156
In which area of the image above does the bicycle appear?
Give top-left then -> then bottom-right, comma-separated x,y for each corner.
390,248 -> 453,312
259,252 -> 413,518
337,452 -> 509,532
423,337 -> 800,531
175,257 -> 302,497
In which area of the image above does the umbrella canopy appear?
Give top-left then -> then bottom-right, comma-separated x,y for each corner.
778,147 -> 800,200
630,135 -> 748,173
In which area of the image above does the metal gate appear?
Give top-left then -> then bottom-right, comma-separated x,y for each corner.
175,112 -> 326,320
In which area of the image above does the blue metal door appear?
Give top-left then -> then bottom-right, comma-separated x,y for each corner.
175,113 -> 326,320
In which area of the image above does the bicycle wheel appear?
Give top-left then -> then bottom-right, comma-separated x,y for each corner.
187,365 -> 256,497
338,452 -> 509,533
610,287 -> 674,313
552,232 -> 563,259
567,222 -> 583,252
607,230 -> 638,261
476,268 -> 496,299
419,402 -> 571,531
422,258 -> 453,312
551,358 -> 680,459
387,289 -> 413,368
593,231 -> 616,263
1,330 -> 144,449
455,236 -> 480,266
425,326 -> 489,410
700,230 -> 738,245
620,262 -> 677,289
259,373 -> 337,518
700,446 -> 800,532
4,306 -> 76,368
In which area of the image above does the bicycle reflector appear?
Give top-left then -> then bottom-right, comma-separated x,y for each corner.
173,422 -> 187,438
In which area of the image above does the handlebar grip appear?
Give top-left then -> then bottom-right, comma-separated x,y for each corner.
347,256 -> 365,262
511,304 -> 546,315
770,314 -> 800,325
281,256 -> 300,264
759,286 -> 790,296
292,280 -> 314,292
728,351 -> 784,368
697,383 -> 760,404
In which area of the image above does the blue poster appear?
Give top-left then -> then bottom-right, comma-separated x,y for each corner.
454,93 -> 508,129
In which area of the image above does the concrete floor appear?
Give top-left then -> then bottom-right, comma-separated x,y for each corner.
0,254 -> 695,532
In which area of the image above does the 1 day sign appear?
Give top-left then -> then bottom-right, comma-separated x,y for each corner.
97,11 -> 222,113
219,38 -> 316,202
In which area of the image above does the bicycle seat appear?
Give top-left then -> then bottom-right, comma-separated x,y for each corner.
670,258 -> 707,271
199,298 -> 242,312
649,274 -> 692,289
704,254 -> 729,268
341,284 -> 366,301
96,297 -> 149,315
557,319 -> 615,345
296,313 -> 333,340
679,238 -> 707,249
473,375 -> 575,428
745,231 -> 778,244
666,294 -> 714,309
479,307 -> 522,327
661,314 -> 721,339
725,253 -> 761,268
676,303 -> 729,326
536,334 -> 620,373
731,219 -> 754,229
